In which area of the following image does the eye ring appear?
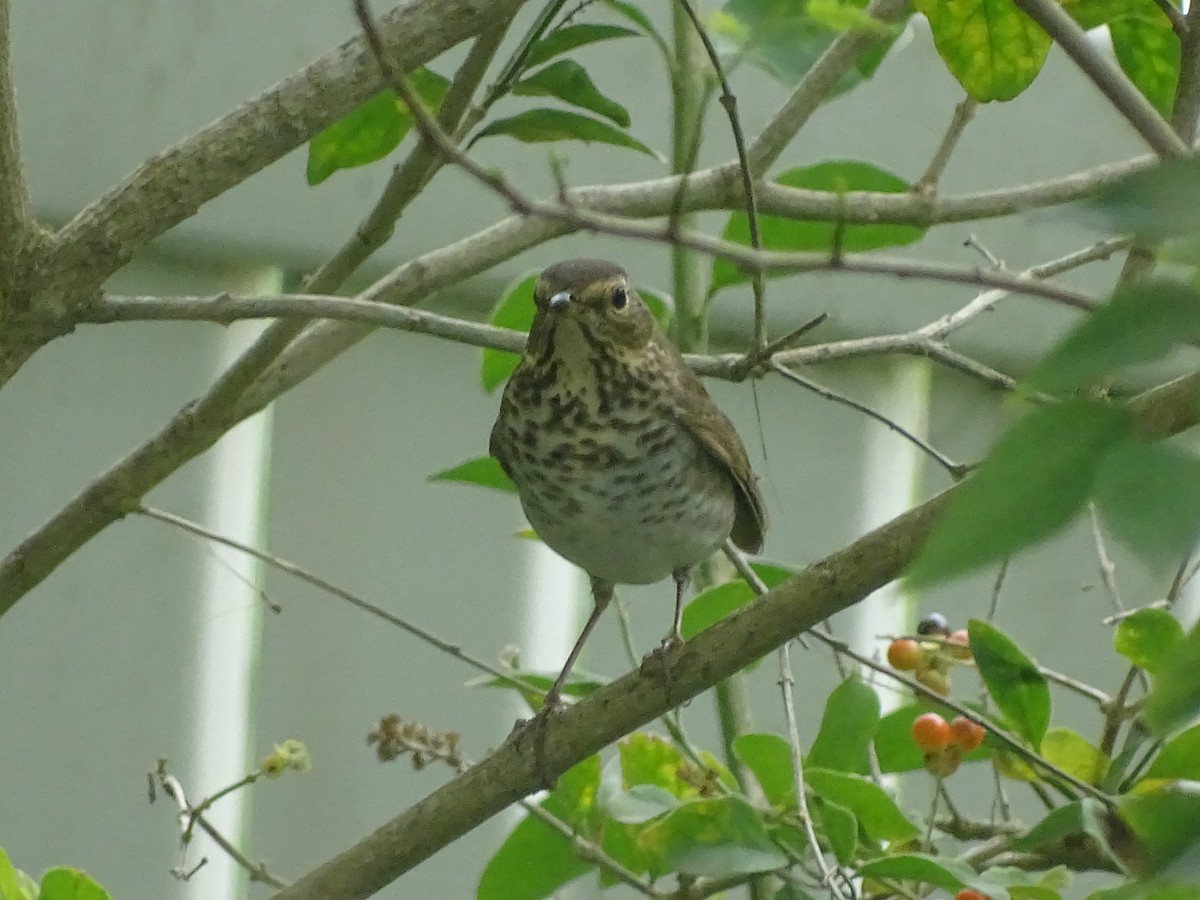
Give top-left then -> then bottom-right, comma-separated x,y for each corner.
611,287 -> 628,310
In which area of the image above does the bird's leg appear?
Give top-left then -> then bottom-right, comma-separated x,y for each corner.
517,577 -> 613,788
661,567 -> 689,650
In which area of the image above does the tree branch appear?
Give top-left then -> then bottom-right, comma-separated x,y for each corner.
1013,0 -> 1188,159
266,371 -> 1200,900
0,0 -> 30,281
40,0 -> 530,310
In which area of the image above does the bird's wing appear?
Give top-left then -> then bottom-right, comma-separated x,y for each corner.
663,342 -> 767,553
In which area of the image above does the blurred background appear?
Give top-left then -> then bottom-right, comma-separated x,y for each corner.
0,1 -> 1192,898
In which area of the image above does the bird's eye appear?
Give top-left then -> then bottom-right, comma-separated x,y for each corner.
611,287 -> 628,310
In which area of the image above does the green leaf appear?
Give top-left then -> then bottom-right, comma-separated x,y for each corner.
475,109 -> 661,158
1146,723 -> 1200,780
0,849 -> 36,900
1118,781 -> 1200,874
36,870 -> 109,900
906,401 -> 1132,586
1080,156 -> 1200,240
637,286 -> 674,331
857,854 -> 1010,899
805,767 -> 920,842
914,0 -> 1051,100
514,61 -> 630,126
1114,608 -> 1185,674
1027,279 -> 1200,393
601,0 -> 671,59
1061,0 -> 1148,30
1144,621 -> 1200,735
807,677 -> 880,774
815,797 -> 858,865
711,161 -> 926,293
481,272 -> 537,392
1095,441 -> 1200,573
1110,13 -> 1180,118
306,69 -> 450,184
473,666 -> 604,712
1041,727 -> 1110,784
524,23 -> 639,69
601,782 -> 680,824
969,619 -> 1051,749
1012,800 -> 1092,852
681,580 -> 756,639
428,456 -> 515,493
477,756 -> 600,900
714,0 -> 902,90
733,733 -> 796,808
619,734 -> 695,798
681,563 -> 790,640
638,796 -> 788,877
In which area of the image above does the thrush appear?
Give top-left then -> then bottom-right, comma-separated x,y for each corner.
490,258 -> 766,717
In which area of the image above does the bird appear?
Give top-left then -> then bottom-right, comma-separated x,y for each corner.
490,258 -> 766,719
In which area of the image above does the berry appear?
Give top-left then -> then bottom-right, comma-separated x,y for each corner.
924,744 -> 962,778
954,891 -> 989,900
916,667 -> 951,696
911,712 -> 951,753
917,612 -> 949,637
950,716 -> 985,752
946,629 -> 972,660
887,638 -> 923,671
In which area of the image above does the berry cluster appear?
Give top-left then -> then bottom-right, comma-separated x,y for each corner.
911,711 -> 985,777
886,612 -> 972,696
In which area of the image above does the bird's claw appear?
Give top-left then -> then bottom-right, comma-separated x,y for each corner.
508,701 -> 563,791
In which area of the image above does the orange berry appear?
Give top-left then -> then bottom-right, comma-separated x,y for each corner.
924,744 -> 962,778
950,716 -> 985,752
955,891 -> 989,900
911,712 -> 951,753
887,638 -> 923,671
946,629 -> 972,660
916,668 -> 951,696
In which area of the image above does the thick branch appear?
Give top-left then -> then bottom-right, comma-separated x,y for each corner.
1013,0 -> 1187,159
40,0 -> 529,309
268,372 -> 1200,900
0,0 -> 30,279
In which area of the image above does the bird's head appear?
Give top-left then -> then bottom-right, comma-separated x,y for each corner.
524,258 -> 657,364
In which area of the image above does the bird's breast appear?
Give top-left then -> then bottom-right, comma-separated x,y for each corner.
494,374 -> 737,585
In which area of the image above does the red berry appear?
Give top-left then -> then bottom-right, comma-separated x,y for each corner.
946,629 -> 972,660
950,716 -> 985,752
955,890 -> 989,900
912,712 -> 951,753
887,638 -> 923,671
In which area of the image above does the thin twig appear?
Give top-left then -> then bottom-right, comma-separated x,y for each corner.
136,505 -> 544,697
1088,504 -> 1124,612
779,643 -> 847,899
1099,665 -> 1142,759
914,97 -> 978,195
673,0 -> 769,356
771,360 -> 967,479
987,559 -> 1009,621
154,765 -> 290,889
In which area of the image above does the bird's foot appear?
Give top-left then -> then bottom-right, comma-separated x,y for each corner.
640,634 -> 685,702
507,697 -> 564,791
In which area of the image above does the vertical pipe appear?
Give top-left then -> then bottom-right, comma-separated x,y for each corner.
183,267 -> 281,900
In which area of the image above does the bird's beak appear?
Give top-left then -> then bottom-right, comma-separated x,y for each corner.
548,291 -> 572,311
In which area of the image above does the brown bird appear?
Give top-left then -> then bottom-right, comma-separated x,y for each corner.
490,259 -> 766,716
